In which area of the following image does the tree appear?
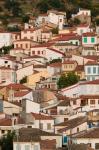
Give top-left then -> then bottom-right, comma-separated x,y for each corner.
0,45 -> 14,55
0,131 -> 15,150
50,58 -> 62,64
22,15 -> 30,23
96,18 -> 99,26
57,72 -> 79,89
51,27 -> 58,34
20,76 -> 27,84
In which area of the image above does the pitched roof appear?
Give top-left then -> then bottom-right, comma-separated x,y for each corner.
14,128 -> 61,142
0,118 -> 12,126
80,95 -> 99,99
73,128 -> 99,138
85,61 -> 99,65
81,79 -> 99,85
55,116 -> 87,130
6,83 -> 31,91
49,62 -> 62,67
82,32 -> 96,37
62,60 -> 77,64
31,113 -> 53,120
14,91 -> 31,97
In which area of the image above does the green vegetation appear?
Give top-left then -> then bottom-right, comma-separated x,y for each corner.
0,131 -> 15,150
50,58 -> 62,64
51,27 -> 59,34
0,45 -> 14,55
0,0 -> 98,28
20,76 -> 27,84
57,72 -> 79,89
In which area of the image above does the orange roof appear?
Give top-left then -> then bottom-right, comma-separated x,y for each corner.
83,32 -> 96,37
85,61 -> 98,65
49,62 -> 62,67
32,113 -> 53,120
14,91 -> 31,97
81,79 -> 99,85
62,60 -> 77,64
6,83 -> 31,91
0,118 -> 12,126
80,95 -> 99,99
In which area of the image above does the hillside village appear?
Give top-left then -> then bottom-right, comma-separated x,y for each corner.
0,5 -> 99,150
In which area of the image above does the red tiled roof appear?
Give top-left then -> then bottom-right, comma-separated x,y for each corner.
0,118 -> 12,126
47,47 -> 65,55
80,79 -> 99,85
6,83 -> 31,91
31,42 -> 55,48
85,61 -> 99,65
31,113 -> 53,120
14,91 -> 31,97
83,55 -> 99,60
82,32 -> 96,37
62,60 -> 77,64
49,62 -> 62,67
80,95 -> 99,99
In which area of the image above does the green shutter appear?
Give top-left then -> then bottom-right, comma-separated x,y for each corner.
91,37 -> 95,43
83,37 -> 87,43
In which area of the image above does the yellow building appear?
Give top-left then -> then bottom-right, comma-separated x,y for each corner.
27,70 -> 50,89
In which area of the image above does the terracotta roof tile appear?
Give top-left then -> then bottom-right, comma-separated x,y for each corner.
32,113 -> 53,120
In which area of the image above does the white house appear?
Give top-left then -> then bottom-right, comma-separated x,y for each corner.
82,32 -> 98,46
0,32 -> 12,48
22,99 -> 40,114
72,8 -> 91,18
61,80 -> 99,98
47,10 -> 66,30
85,61 -> 99,81
21,28 -> 42,42
30,46 -> 65,61
72,128 -> 99,150
76,24 -> 91,35
26,112 -> 54,133
16,64 -> 34,82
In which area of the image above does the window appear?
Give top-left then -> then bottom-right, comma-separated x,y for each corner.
38,51 -> 40,54
34,145 -> 38,150
60,19 -> 62,22
1,130 -> 5,134
59,110 -> 64,115
87,67 -> 91,74
32,51 -> 35,55
80,29 -> 83,34
73,101 -> 76,105
25,145 -> 30,150
88,143 -> 91,147
95,143 -> 99,149
26,44 -> 28,48
5,61 -> 8,64
16,144 -> 21,150
40,123 -> 43,130
47,123 -> 51,130
83,37 -> 87,43
77,127 -> 79,132
90,100 -> 95,105
76,41 -> 78,46
63,136 -> 67,143
93,67 -> 96,74
91,37 -> 95,43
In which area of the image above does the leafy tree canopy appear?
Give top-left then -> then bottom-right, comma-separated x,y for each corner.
57,72 -> 79,89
